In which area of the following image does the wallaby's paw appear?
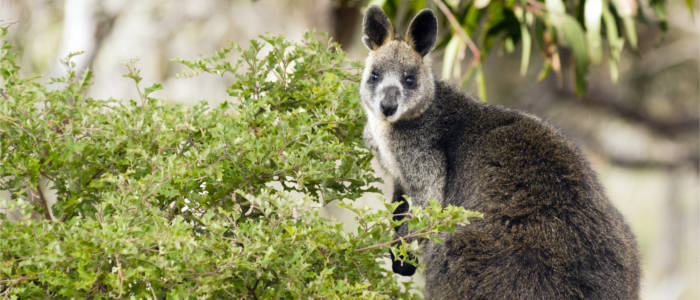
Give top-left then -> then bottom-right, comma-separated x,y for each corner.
389,246 -> 418,276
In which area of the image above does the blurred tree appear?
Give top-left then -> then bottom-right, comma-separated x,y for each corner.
361,0 -> 691,98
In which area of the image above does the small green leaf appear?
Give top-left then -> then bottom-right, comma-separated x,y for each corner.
462,5 -> 481,36
622,16 -> 637,49
144,83 -> 163,99
537,61 -> 552,82
519,25 -> 531,76
504,37 -> 515,53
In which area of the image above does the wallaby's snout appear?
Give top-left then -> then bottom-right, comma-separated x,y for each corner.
380,86 -> 400,117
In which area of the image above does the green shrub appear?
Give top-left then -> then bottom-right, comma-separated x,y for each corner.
0,29 -> 479,299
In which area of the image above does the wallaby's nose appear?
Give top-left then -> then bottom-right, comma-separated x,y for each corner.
380,86 -> 400,117
380,100 -> 397,117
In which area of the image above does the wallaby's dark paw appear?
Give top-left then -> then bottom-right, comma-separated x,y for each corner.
392,200 -> 409,222
392,258 -> 417,276
390,247 -> 418,276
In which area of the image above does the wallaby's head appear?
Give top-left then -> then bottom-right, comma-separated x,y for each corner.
360,5 -> 438,123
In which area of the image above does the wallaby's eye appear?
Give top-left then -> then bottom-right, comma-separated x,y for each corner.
370,71 -> 381,83
404,75 -> 416,89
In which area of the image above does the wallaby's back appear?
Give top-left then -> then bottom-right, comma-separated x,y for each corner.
418,82 -> 640,299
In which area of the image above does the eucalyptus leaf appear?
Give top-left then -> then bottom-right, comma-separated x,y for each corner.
584,0 -> 604,64
549,12 -> 589,95
537,61 -> 552,82
687,0 -> 695,19
514,8 -> 532,76
622,16 -> 638,49
442,36 -> 461,80
603,2 -> 624,82
519,24 -> 531,76
476,66 -> 487,101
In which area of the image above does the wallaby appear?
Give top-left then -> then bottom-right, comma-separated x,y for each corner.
359,5 -> 640,299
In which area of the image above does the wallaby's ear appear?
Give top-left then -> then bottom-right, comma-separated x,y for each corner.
363,5 -> 394,50
405,9 -> 437,57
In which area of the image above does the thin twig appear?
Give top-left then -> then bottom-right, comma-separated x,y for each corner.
0,115 -> 18,122
246,279 -> 260,300
1,274 -> 37,299
34,182 -> 53,221
177,133 -> 195,156
355,223 -> 437,252
433,0 -> 481,65
148,280 -> 157,300
223,289 -> 236,297
115,254 -> 125,298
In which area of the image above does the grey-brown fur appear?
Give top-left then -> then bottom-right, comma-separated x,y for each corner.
360,5 -> 640,299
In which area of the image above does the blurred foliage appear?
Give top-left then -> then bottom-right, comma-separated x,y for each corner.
0,29 -> 481,298
368,0 -> 690,98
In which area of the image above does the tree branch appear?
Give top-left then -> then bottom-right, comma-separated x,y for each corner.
1,274 -> 37,300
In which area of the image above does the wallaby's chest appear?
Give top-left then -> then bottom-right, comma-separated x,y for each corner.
364,115 -> 438,182
365,116 -> 403,179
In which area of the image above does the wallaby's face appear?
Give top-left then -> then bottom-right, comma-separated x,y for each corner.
360,6 -> 438,123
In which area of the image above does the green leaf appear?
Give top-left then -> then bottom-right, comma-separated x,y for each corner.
613,0 -> 639,47
442,36 -> 461,80
462,5 -> 482,36
144,83 -> 163,99
584,0 -> 604,64
602,2 -> 624,82
650,0 -> 668,31
687,0 -> 695,19
515,8 -> 532,76
621,16 -> 637,49
537,61 -> 552,82
519,24 -> 531,76
548,5 -> 589,95
409,0 -> 426,12
482,1 -> 506,54
476,66 -> 487,102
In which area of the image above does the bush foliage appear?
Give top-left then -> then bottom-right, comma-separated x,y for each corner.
0,29 -> 479,299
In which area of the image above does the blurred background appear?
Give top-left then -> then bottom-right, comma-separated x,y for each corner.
1,0 -> 697,298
